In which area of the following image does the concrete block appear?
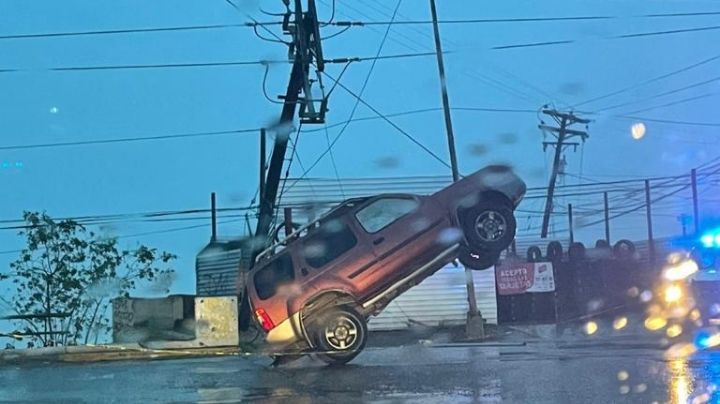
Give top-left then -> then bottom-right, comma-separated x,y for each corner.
195,296 -> 239,347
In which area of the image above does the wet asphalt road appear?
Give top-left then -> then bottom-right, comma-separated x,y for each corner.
1,334 -> 718,403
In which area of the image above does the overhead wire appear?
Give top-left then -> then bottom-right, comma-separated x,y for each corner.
1,10 -> 719,42
574,52 -> 720,108
621,92 -> 716,115
323,70 -> 453,171
0,127 -> 262,151
593,74 -> 720,113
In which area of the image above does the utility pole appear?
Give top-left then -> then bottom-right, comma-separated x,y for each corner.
429,0 -> 482,339
691,168 -> 700,234
538,109 -> 590,239
259,128 -> 266,204
240,0 -> 327,331
253,0 -> 326,250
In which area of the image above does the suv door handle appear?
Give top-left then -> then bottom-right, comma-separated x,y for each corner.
373,237 -> 385,245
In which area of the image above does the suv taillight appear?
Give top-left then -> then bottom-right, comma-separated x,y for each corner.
255,308 -> 275,332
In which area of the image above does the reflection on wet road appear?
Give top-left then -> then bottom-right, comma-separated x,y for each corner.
3,336 -> 720,403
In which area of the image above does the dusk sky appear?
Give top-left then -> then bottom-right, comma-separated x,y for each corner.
1,0 -> 719,297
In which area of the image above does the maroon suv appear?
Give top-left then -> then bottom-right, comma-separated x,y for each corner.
247,165 -> 526,364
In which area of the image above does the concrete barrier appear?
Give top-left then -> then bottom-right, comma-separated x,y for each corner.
112,295 -> 239,348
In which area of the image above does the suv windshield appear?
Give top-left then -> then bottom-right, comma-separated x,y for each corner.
355,197 -> 419,233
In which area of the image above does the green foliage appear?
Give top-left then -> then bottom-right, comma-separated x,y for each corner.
3,212 -> 176,345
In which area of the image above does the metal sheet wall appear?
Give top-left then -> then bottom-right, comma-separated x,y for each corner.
368,264 -> 497,331
196,249 -> 242,297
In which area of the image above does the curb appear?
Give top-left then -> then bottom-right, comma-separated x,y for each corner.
0,344 -> 244,366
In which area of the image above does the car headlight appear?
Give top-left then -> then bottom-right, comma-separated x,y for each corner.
663,259 -> 699,281
664,284 -> 683,304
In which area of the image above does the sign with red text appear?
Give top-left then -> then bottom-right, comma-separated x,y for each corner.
496,261 -> 555,295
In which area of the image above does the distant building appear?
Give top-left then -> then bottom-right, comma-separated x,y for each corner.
195,238 -> 249,297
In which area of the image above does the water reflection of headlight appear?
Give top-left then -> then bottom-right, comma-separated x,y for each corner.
669,359 -> 692,404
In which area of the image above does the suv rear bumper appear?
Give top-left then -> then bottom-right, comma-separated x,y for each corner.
266,312 -> 304,348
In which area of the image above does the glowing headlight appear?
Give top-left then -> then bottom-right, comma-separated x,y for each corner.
663,259 -> 699,281
664,284 -> 683,304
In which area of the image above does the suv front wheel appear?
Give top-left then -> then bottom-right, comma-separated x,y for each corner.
461,202 -> 516,252
307,305 -> 367,366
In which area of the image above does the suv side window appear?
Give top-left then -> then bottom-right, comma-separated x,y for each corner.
355,197 -> 419,234
254,253 -> 295,300
302,219 -> 358,269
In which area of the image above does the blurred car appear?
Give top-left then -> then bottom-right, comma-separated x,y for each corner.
246,165 -> 526,364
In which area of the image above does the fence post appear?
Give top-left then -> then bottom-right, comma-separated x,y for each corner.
645,179 -> 655,265
568,203 -> 574,244
603,191 -> 610,244
211,192 -> 217,242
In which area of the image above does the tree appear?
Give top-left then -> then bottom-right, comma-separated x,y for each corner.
0,212 -> 176,346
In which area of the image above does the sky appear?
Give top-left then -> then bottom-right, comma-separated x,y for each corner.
1,0 -> 719,301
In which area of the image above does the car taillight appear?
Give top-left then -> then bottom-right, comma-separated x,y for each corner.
254,308 -> 275,332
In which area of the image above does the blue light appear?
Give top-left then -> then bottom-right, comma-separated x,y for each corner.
700,230 -> 720,249
696,330 -> 712,348
703,235 -> 715,248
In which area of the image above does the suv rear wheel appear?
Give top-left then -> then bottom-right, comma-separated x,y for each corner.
307,305 -> 367,366
461,202 -> 516,252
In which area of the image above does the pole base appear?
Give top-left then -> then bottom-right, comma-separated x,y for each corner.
465,311 -> 485,340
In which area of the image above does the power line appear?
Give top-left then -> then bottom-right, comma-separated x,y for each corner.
0,23 -> 270,41
300,106 -> 535,133
324,70 -> 453,170
574,52 -> 720,108
330,16 -> 611,26
2,10 -> 718,42
0,51 -> 439,74
0,127 -> 262,151
611,115 -> 720,127
621,92 -> 715,115
613,24 -> 720,39
594,74 -> 720,113
3,59 -> 290,73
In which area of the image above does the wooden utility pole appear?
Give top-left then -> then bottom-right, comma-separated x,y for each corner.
253,0 -> 325,249
568,203 -> 574,244
241,0 -> 326,331
692,168 -> 700,234
538,109 -> 589,238
429,0 -> 482,338
259,128 -> 266,203
645,179 -> 655,264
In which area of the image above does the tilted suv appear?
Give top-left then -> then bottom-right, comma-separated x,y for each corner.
247,166 -> 526,364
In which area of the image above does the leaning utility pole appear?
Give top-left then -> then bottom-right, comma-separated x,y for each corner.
538,109 -> 589,239
240,0 -> 327,331
254,0 -> 327,248
429,0 -> 483,339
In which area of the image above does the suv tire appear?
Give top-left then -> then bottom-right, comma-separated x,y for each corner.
309,305 -> 367,366
458,246 -> 498,270
462,202 -> 516,252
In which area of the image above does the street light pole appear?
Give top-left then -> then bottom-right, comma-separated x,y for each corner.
429,0 -> 483,338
